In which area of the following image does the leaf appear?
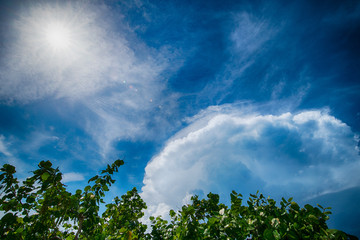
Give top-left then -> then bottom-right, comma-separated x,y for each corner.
187,205 -> 195,214
114,159 -> 124,166
170,209 -> 176,218
41,172 -> 50,181
308,214 -> 318,221
40,160 -> 52,169
26,195 -> 36,203
88,175 -> 99,183
1,212 -> 17,224
273,230 -> 281,240
15,227 -> 24,234
264,228 -> 275,240
208,217 -> 218,225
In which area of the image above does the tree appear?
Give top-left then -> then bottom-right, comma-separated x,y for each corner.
0,160 -> 357,239
0,159 -> 146,239
149,191 -> 356,239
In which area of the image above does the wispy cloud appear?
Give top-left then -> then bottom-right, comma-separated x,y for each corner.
0,1 -> 180,160
62,172 -> 85,183
198,9 -> 284,104
0,2 -> 164,103
0,135 -> 12,157
0,135 -> 32,174
141,105 -> 360,218
231,12 -> 275,56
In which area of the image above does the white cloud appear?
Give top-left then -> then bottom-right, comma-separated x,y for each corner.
231,12 -> 274,55
0,2 -> 179,159
199,10 -> 282,104
62,172 -> 85,183
141,106 -> 360,219
0,2 -> 165,103
0,135 -> 12,157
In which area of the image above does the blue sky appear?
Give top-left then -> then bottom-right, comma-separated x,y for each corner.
1,0 -> 360,236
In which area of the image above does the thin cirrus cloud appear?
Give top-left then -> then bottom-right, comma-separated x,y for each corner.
198,9 -> 283,105
141,105 -> 360,218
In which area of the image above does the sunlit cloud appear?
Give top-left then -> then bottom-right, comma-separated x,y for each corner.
44,20 -> 72,51
141,105 -> 360,219
0,1 -> 178,160
0,2 -> 167,103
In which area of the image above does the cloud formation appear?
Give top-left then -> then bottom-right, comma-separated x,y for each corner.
141,106 -> 360,218
0,2 -> 164,103
0,1 -> 178,160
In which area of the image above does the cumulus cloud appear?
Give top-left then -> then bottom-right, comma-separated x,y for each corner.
141,106 -> 360,218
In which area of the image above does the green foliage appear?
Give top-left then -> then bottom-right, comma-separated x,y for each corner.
0,159 -> 132,239
0,160 -> 357,240
150,191 -> 355,240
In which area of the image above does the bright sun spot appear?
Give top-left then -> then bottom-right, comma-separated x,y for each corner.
45,22 -> 72,51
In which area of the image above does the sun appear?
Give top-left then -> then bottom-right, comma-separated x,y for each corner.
17,3 -> 96,63
44,21 -> 72,51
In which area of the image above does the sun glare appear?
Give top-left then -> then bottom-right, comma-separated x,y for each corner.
18,4 -> 97,63
45,22 -> 71,51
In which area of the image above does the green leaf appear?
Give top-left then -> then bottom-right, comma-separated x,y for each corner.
208,217 -> 218,225
317,204 -> 324,209
170,209 -> 176,218
264,228 -> 275,240
114,159 -> 124,167
308,214 -> 318,221
15,227 -> 24,234
41,172 -> 50,181
88,175 -> 99,183
273,230 -> 281,240
39,160 -> 52,169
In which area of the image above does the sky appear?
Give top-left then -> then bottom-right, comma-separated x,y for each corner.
0,0 -> 359,236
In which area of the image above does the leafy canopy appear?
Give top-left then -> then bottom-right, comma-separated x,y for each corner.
0,160 -> 357,239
